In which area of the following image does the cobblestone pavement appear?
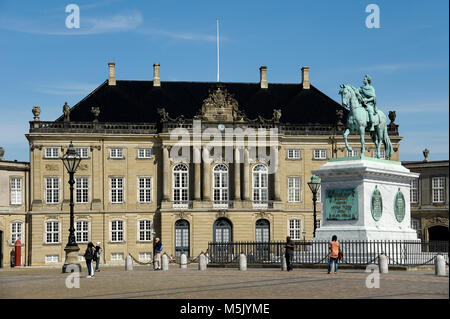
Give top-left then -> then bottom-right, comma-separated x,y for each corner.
0,265 -> 448,299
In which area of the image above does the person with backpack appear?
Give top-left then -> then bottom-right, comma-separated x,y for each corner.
328,235 -> 341,274
94,242 -> 102,272
154,237 -> 163,270
285,236 -> 295,271
83,242 -> 95,278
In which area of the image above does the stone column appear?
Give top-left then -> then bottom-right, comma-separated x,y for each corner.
274,146 -> 281,201
194,147 -> 201,200
202,147 -> 210,200
234,147 -> 241,200
163,145 -> 170,200
243,147 -> 250,200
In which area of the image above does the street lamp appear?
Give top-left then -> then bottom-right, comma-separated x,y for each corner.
61,141 -> 82,273
308,174 -> 321,238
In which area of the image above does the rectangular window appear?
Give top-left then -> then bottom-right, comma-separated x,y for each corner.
432,177 -> 445,203
10,178 -> 22,205
287,149 -> 301,159
110,178 -> 124,203
288,219 -> 302,240
75,220 -> 89,243
45,148 -> 59,158
45,178 -> 59,204
45,255 -> 59,263
75,177 -> 89,203
138,177 -> 152,203
372,149 -> 386,159
75,147 -> 89,158
410,178 -> 418,203
139,252 -> 152,261
288,177 -> 301,202
313,149 -> 327,159
110,148 -> 123,159
45,221 -> 59,243
139,220 -> 152,241
111,220 -> 124,242
138,148 -> 152,159
111,253 -> 124,261
11,222 -> 22,243
347,149 -> 360,157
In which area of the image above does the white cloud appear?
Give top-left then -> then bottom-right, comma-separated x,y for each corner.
391,98 -> 449,114
137,27 -> 218,42
33,83 -> 99,95
359,62 -> 442,72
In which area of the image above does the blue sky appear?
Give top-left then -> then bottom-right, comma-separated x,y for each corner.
0,0 -> 448,162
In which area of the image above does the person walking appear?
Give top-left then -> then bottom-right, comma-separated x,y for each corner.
154,237 -> 163,270
328,235 -> 340,274
83,242 -> 95,278
94,242 -> 102,272
285,236 -> 295,271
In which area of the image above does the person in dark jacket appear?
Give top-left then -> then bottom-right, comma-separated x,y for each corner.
94,242 -> 102,272
84,242 -> 95,278
285,236 -> 295,271
154,238 -> 163,270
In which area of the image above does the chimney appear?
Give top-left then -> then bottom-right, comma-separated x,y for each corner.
153,63 -> 161,87
259,66 -> 268,89
301,66 -> 310,89
108,62 -> 116,86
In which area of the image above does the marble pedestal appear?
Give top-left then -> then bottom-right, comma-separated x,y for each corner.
313,156 -> 419,241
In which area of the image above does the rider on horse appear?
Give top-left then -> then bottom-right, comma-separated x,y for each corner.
358,75 -> 377,132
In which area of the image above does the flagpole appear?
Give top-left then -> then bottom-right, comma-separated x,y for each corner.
217,19 -> 219,83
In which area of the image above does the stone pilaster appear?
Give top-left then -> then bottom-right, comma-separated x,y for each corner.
163,145 -> 170,200
234,147 -> 241,200
202,147 -> 210,200
194,147 -> 201,200
243,147 -> 250,200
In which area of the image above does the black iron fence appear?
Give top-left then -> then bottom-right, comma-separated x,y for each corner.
207,240 -> 449,266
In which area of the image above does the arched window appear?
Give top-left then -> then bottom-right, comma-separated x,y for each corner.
213,218 -> 233,242
255,219 -> 270,242
213,164 -> 228,207
173,164 -> 189,207
252,164 -> 268,205
175,219 -> 190,257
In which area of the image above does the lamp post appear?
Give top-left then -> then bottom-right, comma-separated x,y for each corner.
61,141 -> 82,273
307,175 -> 321,238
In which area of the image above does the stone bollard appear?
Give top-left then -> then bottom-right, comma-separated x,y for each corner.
378,254 -> 388,274
239,253 -> 247,271
125,255 -> 133,271
435,254 -> 446,276
162,253 -> 169,271
198,253 -> 207,271
281,255 -> 287,271
180,253 -> 187,269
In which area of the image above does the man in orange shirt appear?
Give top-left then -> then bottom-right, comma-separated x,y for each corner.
328,235 -> 340,274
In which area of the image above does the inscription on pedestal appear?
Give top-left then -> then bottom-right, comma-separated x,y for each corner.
325,188 -> 358,220
371,186 -> 383,221
394,189 -> 406,222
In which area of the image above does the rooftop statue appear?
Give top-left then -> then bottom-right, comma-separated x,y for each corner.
338,75 -> 393,159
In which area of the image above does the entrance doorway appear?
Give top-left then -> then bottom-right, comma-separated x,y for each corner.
428,225 -> 449,241
175,219 -> 190,257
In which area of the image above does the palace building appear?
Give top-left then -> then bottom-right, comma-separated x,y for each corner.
18,63 -> 402,266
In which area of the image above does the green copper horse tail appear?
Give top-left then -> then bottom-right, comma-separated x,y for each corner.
382,124 -> 393,159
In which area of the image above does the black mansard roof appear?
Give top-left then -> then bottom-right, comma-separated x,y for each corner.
58,80 -> 348,125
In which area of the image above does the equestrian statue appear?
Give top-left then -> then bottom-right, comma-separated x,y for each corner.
338,75 -> 393,159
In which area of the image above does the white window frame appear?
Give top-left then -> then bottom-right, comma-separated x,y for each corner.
138,148 -> 152,159
110,220 -> 124,242
372,148 -> 386,159
75,220 -> 89,243
111,253 -> 124,261
138,219 -> 152,242
288,177 -> 301,203
213,164 -> 229,208
138,177 -> 152,203
432,177 -> 445,203
45,147 -> 59,159
287,149 -> 301,159
11,221 -> 23,243
110,177 -> 124,203
110,148 -> 123,159
288,219 -> 302,240
75,147 -> 89,158
45,255 -> 59,263
10,177 -> 22,205
313,149 -> 327,160
252,164 -> 269,207
347,148 -> 360,157
45,177 -> 60,204
139,252 -> 152,261
410,178 -> 418,203
173,164 -> 189,208
45,220 -> 60,244
75,177 -> 89,203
